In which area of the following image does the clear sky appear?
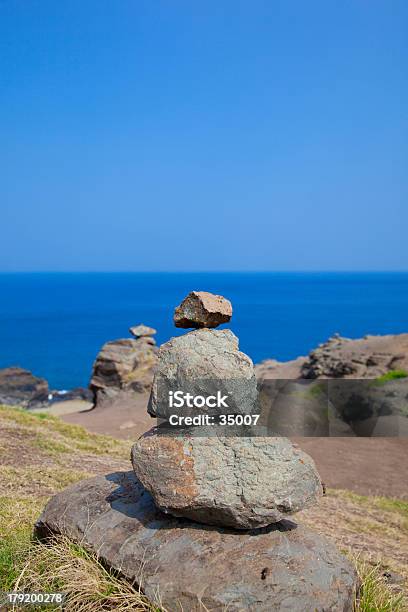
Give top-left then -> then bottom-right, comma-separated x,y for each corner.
1,1 -> 407,271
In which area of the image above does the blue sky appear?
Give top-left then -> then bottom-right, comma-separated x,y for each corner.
1,1 -> 407,271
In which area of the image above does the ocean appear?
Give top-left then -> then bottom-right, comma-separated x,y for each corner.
1,272 -> 407,390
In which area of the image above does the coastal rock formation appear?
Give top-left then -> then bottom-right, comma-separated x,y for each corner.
174,290 -> 232,328
302,333 -> 408,379
131,431 -> 322,528
35,471 -> 357,612
255,333 -> 408,436
129,324 -> 157,338
147,328 -> 258,417
90,335 -> 157,406
255,356 -> 308,381
0,367 -> 49,408
255,333 -> 408,381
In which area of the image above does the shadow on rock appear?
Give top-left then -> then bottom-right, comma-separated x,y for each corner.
104,471 -> 298,535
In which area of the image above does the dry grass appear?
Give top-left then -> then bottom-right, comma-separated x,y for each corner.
0,493 -> 159,611
0,405 -> 156,610
0,405 -> 130,458
355,558 -> 406,611
7,535 -> 406,612
1,404 -> 407,611
11,535 -> 160,612
0,465 -> 88,497
299,487 -> 408,595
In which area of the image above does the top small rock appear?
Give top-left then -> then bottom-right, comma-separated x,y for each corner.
129,324 -> 157,338
174,291 -> 232,329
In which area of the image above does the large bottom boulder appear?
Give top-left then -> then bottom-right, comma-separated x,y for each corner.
35,472 -> 357,611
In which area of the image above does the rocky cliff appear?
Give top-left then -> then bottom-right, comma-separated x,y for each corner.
90,326 -> 158,407
0,367 -> 49,408
255,333 -> 408,380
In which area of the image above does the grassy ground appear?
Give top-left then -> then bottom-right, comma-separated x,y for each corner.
0,404 -> 406,611
374,369 -> 408,384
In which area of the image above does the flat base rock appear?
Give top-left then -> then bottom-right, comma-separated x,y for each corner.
35,472 -> 357,611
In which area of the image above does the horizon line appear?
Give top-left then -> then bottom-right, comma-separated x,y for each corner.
1,270 -> 408,275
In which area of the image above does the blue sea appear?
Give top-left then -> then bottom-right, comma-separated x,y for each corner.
1,272 -> 407,390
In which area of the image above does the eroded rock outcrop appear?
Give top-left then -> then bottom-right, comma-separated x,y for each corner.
90,333 -> 158,407
255,333 -> 408,436
302,333 -> 408,379
0,367 -> 49,408
255,333 -> 408,381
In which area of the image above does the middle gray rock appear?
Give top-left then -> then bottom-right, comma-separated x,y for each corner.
131,431 -> 323,529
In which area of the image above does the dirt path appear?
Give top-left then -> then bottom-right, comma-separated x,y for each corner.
294,437 -> 408,499
61,393 -> 152,440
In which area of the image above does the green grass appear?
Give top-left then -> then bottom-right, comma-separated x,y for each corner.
375,497 -> 408,516
355,560 -> 406,611
0,465 -> 88,495
0,495 -> 44,592
307,381 -> 327,397
333,489 -> 408,517
330,489 -> 408,534
373,370 -> 408,385
29,411 -> 53,420
0,404 -> 130,459
34,433 -> 73,455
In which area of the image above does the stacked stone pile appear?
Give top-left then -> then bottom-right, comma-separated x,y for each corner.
133,291 -> 323,529
36,292 -> 358,610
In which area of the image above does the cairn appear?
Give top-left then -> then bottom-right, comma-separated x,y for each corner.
36,292 -> 358,610
129,324 -> 157,338
132,291 -> 323,528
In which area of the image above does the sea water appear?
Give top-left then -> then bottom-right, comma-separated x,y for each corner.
0,272 -> 407,390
